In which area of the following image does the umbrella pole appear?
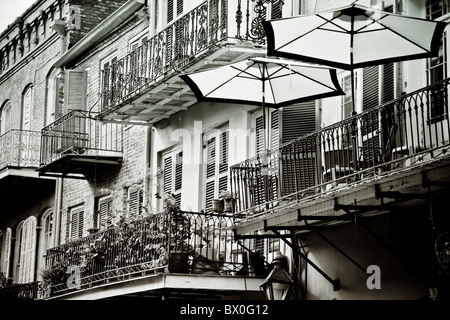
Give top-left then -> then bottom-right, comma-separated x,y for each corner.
350,68 -> 359,172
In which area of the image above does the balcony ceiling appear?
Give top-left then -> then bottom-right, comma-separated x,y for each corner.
98,46 -> 265,125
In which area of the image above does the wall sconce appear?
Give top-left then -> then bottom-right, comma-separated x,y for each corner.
260,251 -> 294,300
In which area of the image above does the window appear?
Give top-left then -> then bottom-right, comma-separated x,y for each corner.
69,205 -> 84,240
129,30 -> 148,52
167,0 -> 184,23
162,146 -> 183,209
46,69 -> 64,125
0,100 -> 11,135
254,109 -> 279,155
426,0 -> 450,20
1,228 -> 12,279
204,126 -> 228,213
97,196 -> 113,229
38,209 -> 53,280
14,216 -> 37,283
22,85 -> 33,131
101,53 -> 118,109
341,73 -> 356,120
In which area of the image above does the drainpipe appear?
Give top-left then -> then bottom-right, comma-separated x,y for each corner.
143,126 -> 152,214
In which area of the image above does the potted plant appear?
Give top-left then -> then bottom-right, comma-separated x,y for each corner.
219,190 -> 238,212
211,198 -> 224,213
163,193 -> 192,273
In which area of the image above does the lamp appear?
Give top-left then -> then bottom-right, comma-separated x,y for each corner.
260,251 -> 294,300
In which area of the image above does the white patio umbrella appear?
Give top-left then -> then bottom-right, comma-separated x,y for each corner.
180,56 -> 344,150
263,3 -> 448,112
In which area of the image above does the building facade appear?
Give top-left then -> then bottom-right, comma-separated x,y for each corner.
0,0 -> 449,301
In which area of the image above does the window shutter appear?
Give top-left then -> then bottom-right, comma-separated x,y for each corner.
362,66 -> 379,111
280,102 -> 315,144
129,187 -> 144,216
270,109 -> 279,150
64,70 -> 87,112
23,216 -> 37,283
175,151 -> 183,192
219,130 -> 229,173
2,228 -> 12,278
163,155 -> 173,194
98,198 -> 113,229
205,180 -> 215,213
255,114 -> 265,154
70,208 -> 84,240
167,0 -> 174,22
206,137 -> 216,178
271,0 -> 283,19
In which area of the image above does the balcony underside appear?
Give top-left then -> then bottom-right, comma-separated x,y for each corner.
233,155 -> 450,235
0,167 -> 56,202
45,273 -> 264,300
98,44 -> 265,125
38,152 -> 123,179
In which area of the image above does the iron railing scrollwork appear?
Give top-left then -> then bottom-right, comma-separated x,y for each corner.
40,110 -> 123,166
231,78 -> 450,217
0,129 -> 41,170
101,0 -> 284,111
44,211 -> 261,298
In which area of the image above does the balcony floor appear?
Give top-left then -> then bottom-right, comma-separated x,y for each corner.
38,151 -> 123,179
233,154 -> 450,235
44,273 -> 265,300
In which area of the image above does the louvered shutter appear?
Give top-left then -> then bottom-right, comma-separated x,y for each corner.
163,155 -> 173,195
205,137 -> 216,212
23,216 -> 37,283
174,151 -> 183,206
129,187 -> 144,216
98,197 -> 113,229
64,70 -> 87,112
167,0 -> 174,22
70,208 -> 84,240
177,0 -> 183,16
2,228 -> 12,278
279,102 -> 317,197
271,0 -> 283,19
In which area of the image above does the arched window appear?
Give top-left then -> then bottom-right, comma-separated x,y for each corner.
13,216 -> 37,284
38,209 -> 53,280
22,85 -> 34,131
0,100 -> 11,135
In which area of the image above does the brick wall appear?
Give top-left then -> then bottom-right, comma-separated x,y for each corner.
66,0 -> 130,49
59,14 -> 150,243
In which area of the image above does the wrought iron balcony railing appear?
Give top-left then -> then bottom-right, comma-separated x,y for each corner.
0,129 -> 41,170
43,210 -> 263,298
39,110 -> 123,167
0,281 -> 45,300
231,78 -> 450,217
101,0 -> 284,111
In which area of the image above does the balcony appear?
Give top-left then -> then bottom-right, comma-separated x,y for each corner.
38,110 -> 123,179
0,281 -> 45,300
231,79 -> 450,233
99,0 -> 282,124
0,129 -> 55,199
42,211 -> 266,300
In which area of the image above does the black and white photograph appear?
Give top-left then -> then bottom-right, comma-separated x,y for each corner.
0,0 -> 449,316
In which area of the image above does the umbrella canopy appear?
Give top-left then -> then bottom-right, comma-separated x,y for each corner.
179,56 -> 344,109
263,3 -> 447,71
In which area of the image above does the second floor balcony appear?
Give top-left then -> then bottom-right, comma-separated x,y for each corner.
38,110 -> 123,179
98,0 -> 283,125
0,129 -> 55,201
231,78 -> 450,232
42,210 -> 266,300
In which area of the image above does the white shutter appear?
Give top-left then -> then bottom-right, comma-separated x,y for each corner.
70,207 -> 84,240
64,70 -> 87,112
24,216 -> 37,283
2,228 -> 12,278
98,197 -> 113,229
